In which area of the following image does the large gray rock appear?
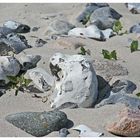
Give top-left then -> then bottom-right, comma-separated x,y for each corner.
129,23 -> 140,34
45,19 -> 75,37
0,56 -> 20,85
76,3 -> 109,24
25,68 -> 54,92
49,53 -> 98,108
5,110 -> 69,137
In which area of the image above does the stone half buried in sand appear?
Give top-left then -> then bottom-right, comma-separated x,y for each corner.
3,20 -> 30,33
49,53 -> 98,109
25,68 -> 54,92
106,107 -> 140,137
125,3 -> 140,14
0,56 -> 20,85
68,24 -> 114,41
5,110 -> 69,137
16,54 -> 41,71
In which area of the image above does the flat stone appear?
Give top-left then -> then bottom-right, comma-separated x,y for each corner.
5,110 -> 69,137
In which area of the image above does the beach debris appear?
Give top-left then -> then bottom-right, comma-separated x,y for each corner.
125,3 -> 140,14
25,68 -> 54,92
59,128 -> 70,137
68,24 -> 114,41
95,79 -> 140,109
92,59 -> 128,82
45,19 -> 75,37
16,54 -> 41,71
49,53 -> 98,109
0,33 -> 31,55
0,56 -> 20,85
76,3 -> 109,25
3,20 -> 30,33
102,49 -> 117,60
35,38 -> 47,47
106,107 -> 140,136
72,124 -> 103,137
5,110 -> 68,137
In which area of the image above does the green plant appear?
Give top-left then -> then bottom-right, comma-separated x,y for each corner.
78,46 -> 90,55
136,92 -> 140,97
82,12 -> 91,25
130,40 -> 139,53
102,49 -> 117,60
113,20 -> 123,35
7,74 -> 32,96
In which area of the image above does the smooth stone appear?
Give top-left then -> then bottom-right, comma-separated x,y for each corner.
16,54 -> 41,71
49,53 -> 98,108
32,27 -> 40,32
45,19 -> 75,36
91,17 -> 116,30
0,56 -> 20,85
90,7 -> 122,21
5,110 -> 68,137
0,27 -> 14,36
35,38 -> 47,47
106,107 -> 140,136
3,20 -> 30,33
25,68 -> 54,92
76,3 -> 109,24
92,59 -> 128,82
125,3 -> 140,14
68,24 -> 113,41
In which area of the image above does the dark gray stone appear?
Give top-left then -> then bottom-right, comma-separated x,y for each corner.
90,7 -> 122,21
77,3 -> 109,24
125,3 -> 140,14
5,110 -> 69,137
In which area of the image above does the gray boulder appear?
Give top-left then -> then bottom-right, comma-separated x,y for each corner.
5,110 -> 69,137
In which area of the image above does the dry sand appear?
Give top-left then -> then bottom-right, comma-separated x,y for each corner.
0,3 -> 140,137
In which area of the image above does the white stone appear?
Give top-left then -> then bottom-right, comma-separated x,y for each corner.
25,68 -> 54,92
68,25 -> 113,41
49,53 -> 98,108
0,56 -> 20,84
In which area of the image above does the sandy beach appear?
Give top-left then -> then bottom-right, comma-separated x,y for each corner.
0,3 -> 140,137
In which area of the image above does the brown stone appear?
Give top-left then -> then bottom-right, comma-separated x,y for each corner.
106,107 -> 140,137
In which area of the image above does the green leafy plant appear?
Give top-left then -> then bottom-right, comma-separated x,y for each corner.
136,92 -> 140,97
113,20 -> 123,35
78,46 -> 90,55
102,49 -> 117,60
7,74 -> 32,96
130,40 -> 139,53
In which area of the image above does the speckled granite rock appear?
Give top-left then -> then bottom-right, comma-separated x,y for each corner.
106,107 -> 140,136
5,110 -> 68,137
